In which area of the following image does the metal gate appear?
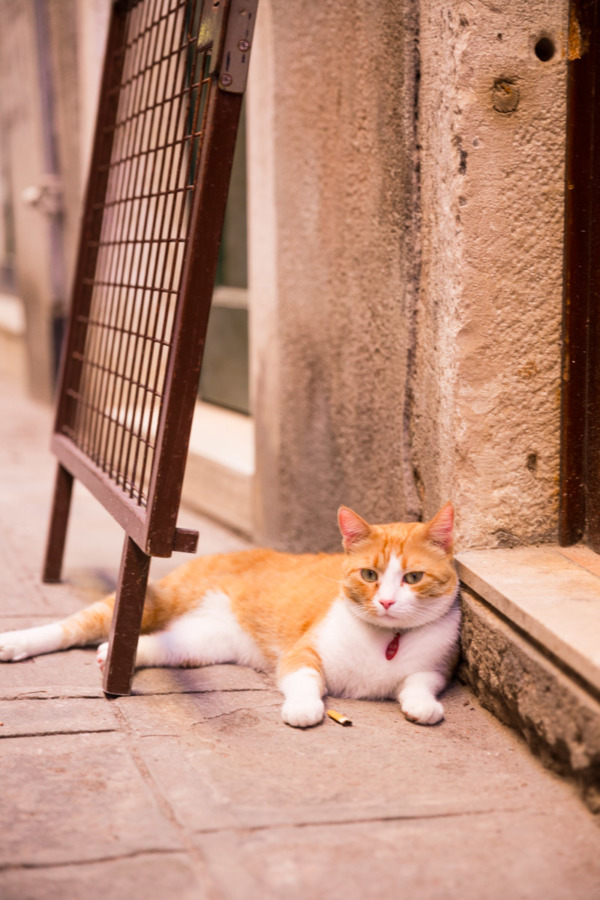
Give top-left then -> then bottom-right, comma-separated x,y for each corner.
42,0 -> 257,695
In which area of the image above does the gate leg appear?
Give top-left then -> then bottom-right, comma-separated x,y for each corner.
103,534 -> 151,696
42,464 -> 74,583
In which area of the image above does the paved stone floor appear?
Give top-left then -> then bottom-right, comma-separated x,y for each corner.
0,375 -> 599,899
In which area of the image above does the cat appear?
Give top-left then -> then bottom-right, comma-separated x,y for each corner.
0,504 -> 460,727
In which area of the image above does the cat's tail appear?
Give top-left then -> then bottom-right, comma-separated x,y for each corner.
0,582 -> 166,662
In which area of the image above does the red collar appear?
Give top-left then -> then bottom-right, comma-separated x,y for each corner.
385,632 -> 401,660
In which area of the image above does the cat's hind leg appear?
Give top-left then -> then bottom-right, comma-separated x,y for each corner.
97,590 -> 266,672
0,623 -> 65,661
0,577 -> 182,664
0,597 -> 115,662
96,626 -> 213,671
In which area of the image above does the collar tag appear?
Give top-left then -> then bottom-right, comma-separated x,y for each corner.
385,632 -> 400,660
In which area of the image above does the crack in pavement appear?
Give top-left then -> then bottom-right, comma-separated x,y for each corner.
0,807 -> 526,873
189,701 -> 281,724
108,703 -> 223,895
190,805 -> 526,836
0,728 -> 118,740
0,847 -> 184,873
0,686 -> 272,701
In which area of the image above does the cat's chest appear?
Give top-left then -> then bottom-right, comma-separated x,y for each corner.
314,600 -> 416,700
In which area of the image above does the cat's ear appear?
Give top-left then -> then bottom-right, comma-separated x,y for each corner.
425,502 -> 454,552
338,506 -> 372,551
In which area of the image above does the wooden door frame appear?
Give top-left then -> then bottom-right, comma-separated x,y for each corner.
560,0 -> 600,548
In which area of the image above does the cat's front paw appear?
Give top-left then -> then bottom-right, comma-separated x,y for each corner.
96,642 -> 109,671
400,694 -> 444,726
0,631 -> 31,662
281,696 -> 325,728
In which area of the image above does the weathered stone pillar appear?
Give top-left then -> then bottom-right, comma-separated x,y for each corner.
249,0 -> 421,551
414,0 -> 569,547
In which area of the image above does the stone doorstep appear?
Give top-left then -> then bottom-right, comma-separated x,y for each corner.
456,546 -> 600,813
182,402 -> 254,538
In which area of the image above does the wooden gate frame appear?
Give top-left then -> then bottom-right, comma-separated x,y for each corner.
42,0 -> 258,695
560,0 -> 600,549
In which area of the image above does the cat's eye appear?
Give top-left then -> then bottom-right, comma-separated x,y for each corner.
403,571 -> 424,585
360,568 -> 378,583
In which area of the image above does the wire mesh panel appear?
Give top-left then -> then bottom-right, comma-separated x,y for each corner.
44,0 -> 257,693
67,1 -> 206,507
49,0 -> 256,557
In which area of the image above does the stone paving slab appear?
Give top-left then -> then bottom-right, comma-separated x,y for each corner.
0,521 -> 120,618
115,687 -> 279,735
0,731 -> 182,867
196,813 -> 600,900
0,852 -> 211,900
0,535 -> 86,617
1,489 -> 245,616
126,684 -> 590,833
0,697 -> 117,737
1,374 -> 600,898
0,538 -> 47,611
0,623 -> 105,698
129,663 -> 271,696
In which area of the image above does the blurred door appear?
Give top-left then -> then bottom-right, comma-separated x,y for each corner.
0,0 -> 67,401
561,0 -> 600,549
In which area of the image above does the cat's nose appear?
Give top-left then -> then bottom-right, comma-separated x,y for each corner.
379,599 -> 395,610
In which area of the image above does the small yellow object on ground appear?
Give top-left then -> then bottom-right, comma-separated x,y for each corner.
327,709 -> 352,726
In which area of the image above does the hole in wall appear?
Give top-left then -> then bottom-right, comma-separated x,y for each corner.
534,36 -> 555,61
526,453 -> 538,473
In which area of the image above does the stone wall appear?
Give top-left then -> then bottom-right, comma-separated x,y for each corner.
249,0 -> 421,551
415,0 -> 569,547
249,0 -> 569,551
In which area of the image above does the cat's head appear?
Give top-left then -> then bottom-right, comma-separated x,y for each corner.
337,504 -> 458,630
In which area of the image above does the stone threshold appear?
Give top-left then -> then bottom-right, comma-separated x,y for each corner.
456,545 -> 600,698
456,545 -> 600,813
181,401 -> 254,538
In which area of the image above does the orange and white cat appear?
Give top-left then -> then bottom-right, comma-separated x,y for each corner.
0,504 -> 460,727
